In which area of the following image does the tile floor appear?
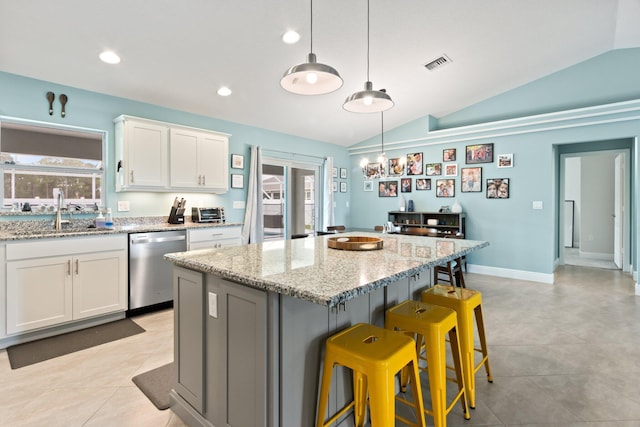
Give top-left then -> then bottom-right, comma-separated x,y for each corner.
0,265 -> 639,426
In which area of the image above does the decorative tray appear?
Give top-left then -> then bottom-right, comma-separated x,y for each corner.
327,236 -> 383,251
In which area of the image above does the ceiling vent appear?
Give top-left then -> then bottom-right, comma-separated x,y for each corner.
424,54 -> 452,71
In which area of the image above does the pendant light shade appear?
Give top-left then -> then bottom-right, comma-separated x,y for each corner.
344,83 -> 394,113
281,53 -> 343,95
344,0 -> 393,113
280,0 -> 343,95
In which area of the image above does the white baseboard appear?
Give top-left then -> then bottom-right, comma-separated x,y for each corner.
578,250 -> 614,261
467,264 -> 554,284
635,282 -> 640,296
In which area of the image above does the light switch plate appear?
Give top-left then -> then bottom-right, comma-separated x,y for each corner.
208,292 -> 218,318
117,201 -> 130,212
532,201 -> 543,210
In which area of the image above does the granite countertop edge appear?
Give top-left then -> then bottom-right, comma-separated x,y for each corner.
164,240 -> 489,307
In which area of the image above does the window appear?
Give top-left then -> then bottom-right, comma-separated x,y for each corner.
1,121 -> 104,211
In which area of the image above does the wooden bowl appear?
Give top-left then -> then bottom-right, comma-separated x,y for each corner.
327,236 -> 383,251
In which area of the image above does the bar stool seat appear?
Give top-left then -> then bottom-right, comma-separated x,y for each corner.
316,323 -> 426,427
422,285 -> 493,409
386,300 -> 470,427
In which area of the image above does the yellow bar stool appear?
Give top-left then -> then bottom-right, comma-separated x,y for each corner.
385,300 -> 470,427
316,323 -> 427,427
421,285 -> 493,409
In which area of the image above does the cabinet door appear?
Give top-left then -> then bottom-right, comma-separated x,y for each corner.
6,256 -> 73,334
72,250 -> 127,320
208,277 -> 267,427
198,133 -> 228,191
174,267 -> 205,413
169,128 -> 200,188
126,120 -> 168,188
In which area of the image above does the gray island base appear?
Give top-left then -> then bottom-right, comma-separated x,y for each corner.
164,232 -> 488,427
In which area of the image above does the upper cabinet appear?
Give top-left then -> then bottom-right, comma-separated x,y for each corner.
114,115 -> 230,193
169,128 -> 228,191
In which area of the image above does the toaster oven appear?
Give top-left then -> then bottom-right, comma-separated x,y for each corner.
192,207 -> 225,223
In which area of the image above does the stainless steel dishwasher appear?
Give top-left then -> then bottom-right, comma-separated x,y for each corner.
128,229 -> 187,314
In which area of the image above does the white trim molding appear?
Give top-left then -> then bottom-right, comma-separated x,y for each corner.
467,263 -> 555,284
348,98 -> 640,156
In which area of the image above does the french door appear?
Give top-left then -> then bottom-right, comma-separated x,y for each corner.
261,159 -> 321,241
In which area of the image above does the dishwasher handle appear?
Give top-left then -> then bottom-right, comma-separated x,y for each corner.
130,234 -> 186,244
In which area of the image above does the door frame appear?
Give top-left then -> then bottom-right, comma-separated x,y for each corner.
558,148 -> 630,271
262,156 -> 322,240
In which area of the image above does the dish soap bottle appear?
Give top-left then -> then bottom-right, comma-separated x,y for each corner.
95,211 -> 106,229
105,208 -> 114,229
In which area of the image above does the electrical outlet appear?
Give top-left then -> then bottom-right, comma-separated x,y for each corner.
208,292 -> 218,318
532,201 -> 543,210
233,201 -> 245,209
117,200 -> 130,212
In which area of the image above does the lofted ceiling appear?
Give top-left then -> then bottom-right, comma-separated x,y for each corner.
1,0 -> 639,147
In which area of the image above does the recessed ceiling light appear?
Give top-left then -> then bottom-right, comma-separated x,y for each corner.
217,86 -> 232,97
99,50 -> 121,64
282,30 -> 301,44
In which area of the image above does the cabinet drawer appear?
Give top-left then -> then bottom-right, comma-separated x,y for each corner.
188,226 -> 241,243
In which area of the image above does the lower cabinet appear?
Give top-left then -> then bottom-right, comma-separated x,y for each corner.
5,235 -> 127,335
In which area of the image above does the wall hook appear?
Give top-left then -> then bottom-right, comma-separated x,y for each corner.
59,94 -> 68,118
46,91 -> 55,115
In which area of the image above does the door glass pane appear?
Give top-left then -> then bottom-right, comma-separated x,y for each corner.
262,164 -> 285,241
291,167 -> 315,237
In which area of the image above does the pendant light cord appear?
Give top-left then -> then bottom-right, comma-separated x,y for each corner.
380,111 -> 384,153
310,0 -> 314,53
366,0 -> 370,81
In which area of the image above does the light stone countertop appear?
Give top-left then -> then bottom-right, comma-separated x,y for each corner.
0,216 -> 242,241
164,232 -> 489,307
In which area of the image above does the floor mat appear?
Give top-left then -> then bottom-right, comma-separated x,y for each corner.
132,362 -> 174,410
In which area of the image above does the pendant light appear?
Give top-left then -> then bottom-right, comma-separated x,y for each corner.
343,0 -> 394,113
280,0 -> 343,95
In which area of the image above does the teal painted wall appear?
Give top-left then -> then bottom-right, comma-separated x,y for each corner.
0,71 -> 350,224
437,48 -> 640,129
348,49 -> 640,277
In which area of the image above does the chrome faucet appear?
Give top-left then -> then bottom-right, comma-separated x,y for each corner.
54,191 -> 71,230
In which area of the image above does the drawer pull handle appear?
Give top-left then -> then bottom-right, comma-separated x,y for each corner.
75,259 -> 79,275
67,260 -> 71,276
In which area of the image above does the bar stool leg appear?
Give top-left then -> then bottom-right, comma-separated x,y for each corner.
475,306 -> 493,383
423,333 -> 448,427
353,371 -> 368,426
449,327 -> 471,420
367,372 -> 395,427
316,357 -> 335,427
407,359 -> 428,427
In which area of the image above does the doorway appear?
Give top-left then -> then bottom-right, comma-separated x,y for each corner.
261,160 -> 320,241
559,149 -> 629,270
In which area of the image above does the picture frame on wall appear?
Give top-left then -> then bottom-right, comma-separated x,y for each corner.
388,158 -> 405,176
231,174 -> 244,189
365,163 -> 383,179
444,163 -> 458,177
435,179 -> 455,197
406,152 -> 423,175
461,167 -> 482,192
401,178 -> 412,193
426,163 -> 442,176
332,167 -> 338,178
416,178 -> 431,190
497,153 -> 514,168
340,182 -> 347,193
340,168 -> 347,179
486,178 -> 509,199
231,154 -> 244,169
465,143 -> 494,164
443,148 -> 456,162
363,181 -> 373,192
378,180 -> 398,197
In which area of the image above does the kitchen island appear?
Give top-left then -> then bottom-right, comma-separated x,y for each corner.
165,232 -> 488,427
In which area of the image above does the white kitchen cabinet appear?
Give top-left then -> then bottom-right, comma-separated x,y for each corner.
188,226 -> 241,250
115,116 -> 168,191
170,128 -> 229,192
115,115 -> 230,193
6,235 -> 127,335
